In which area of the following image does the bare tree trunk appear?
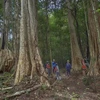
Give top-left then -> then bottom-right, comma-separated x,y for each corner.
88,0 -> 100,76
13,0 -> 20,69
82,0 -> 90,60
14,0 -> 30,84
27,0 -> 49,85
66,0 -> 82,71
15,0 -> 50,86
73,2 -> 83,56
45,0 -> 49,61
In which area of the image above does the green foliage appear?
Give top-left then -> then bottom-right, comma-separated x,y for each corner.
4,98 -> 8,100
0,72 -> 11,88
37,0 -> 91,67
71,98 -> 77,100
38,4 -> 71,66
0,0 -> 90,68
0,0 -> 99,70
96,9 -> 100,13
41,84 -> 47,91
72,92 -> 80,98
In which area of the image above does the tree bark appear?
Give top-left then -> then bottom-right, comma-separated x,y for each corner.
15,0 -> 50,86
13,0 -> 20,69
87,0 -> 100,76
66,0 -> 82,71
82,0 -> 90,60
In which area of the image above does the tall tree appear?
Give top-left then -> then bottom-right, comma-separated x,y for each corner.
1,0 -> 11,49
66,0 -> 82,71
87,0 -> 100,76
15,0 -> 49,86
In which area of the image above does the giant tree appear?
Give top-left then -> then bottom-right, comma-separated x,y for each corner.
15,0 -> 49,86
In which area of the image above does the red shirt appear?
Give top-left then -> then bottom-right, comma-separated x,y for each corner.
82,60 -> 87,69
46,64 -> 50,69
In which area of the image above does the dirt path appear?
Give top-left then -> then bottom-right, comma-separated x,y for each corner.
12,74 -> 100,100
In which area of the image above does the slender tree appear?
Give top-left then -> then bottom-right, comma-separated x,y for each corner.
1,0 -> 11,49
66,0 -> 82,71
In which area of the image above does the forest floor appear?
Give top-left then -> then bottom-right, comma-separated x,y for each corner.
0,71 -> 100,100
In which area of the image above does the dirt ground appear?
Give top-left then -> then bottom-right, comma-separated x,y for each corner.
0,72 -> 100,100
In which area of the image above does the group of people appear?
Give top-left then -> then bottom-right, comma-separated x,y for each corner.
45,59 -> 72,80
45,58 -> 89,79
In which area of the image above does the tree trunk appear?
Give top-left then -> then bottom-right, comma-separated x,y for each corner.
15,0 -> 49,86
14,0 -> 30,84
82,0 -> 90,60
66,0 -> 82,71
1,0 -> 11,49
88,0 -> 100,76
13,0 -> 20,69
45,0 -> 49,61
73,3 -> 83,57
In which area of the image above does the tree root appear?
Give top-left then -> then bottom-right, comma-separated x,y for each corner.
0,49 -> 14,72
0,84 -> 41,100
0,87 -> 13,91
51,80 -> 57,87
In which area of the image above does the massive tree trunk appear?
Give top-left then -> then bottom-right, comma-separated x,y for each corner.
87,0 -> 100,76
66,0 -> 82,71
15,0 -> 49,86
14,0 -> 29,84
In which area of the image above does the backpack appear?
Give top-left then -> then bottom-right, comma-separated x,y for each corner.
54,66 -> 57,72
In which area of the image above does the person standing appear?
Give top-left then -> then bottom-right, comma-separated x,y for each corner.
66,60 -> 71,77
52,59 -> 57,74
46,61 -> 51,77
55,63 -> 61,80
81,59 -> 87,76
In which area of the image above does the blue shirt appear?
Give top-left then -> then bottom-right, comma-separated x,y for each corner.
52,61 -> 57,68
66,63 -> 71,70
